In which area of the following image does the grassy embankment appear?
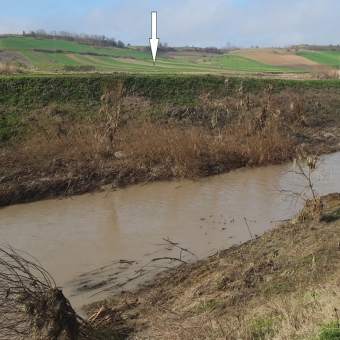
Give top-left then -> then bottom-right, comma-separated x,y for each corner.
85,193 -> 340,339
0,36 -> 305,73
1,74 -> 340,207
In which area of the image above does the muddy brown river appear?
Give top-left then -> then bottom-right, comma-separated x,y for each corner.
1,152 -> 340,312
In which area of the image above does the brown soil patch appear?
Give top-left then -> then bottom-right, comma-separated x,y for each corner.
13,51 -> 32,64
30,51 -> 51,62
114,57 -> 149,65
0,50 -> 28,64
65,53 -> 95,65
84,55 -> 148,67
84,55 -> 113,66
232,51 -> 320,70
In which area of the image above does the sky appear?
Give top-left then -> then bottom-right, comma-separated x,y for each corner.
0,0 -> 339,48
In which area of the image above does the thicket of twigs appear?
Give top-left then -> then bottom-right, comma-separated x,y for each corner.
277,155 -> 325,222
0,246 -> 115,340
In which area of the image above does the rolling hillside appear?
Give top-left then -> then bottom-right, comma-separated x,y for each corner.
0,36 -> 307,74
298,50 -> 340,68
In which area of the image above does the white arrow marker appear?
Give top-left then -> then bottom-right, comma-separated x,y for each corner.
149,11 -> 159,65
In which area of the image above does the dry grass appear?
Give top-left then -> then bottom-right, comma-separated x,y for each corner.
310,65 -> 339,79
120,118 -> 290,175
2,85 -> 340,207
128,285 -> 340,340
0,101 -> 293,207
0,62 -> 23,74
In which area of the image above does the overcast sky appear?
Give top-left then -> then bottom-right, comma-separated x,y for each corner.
0,0 -> 339,48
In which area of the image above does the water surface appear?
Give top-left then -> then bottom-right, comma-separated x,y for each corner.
1,153 -> 339,311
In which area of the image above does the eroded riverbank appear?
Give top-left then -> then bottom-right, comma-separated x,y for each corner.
1,76 -> 340,207
85,192 -> 340,339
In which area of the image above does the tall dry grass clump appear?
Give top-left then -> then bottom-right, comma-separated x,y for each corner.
0,62 -> 23,74
99,81 -> 125,152
135,286 -> 340,340
12,108 -> 105,167
311,65 -> 339,79
116,115 -> 291,179
4,91 -> 293,181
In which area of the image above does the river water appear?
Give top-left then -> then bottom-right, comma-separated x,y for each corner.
1,152 -> 339,312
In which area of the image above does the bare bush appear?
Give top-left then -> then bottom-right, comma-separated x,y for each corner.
0,246 -> 119,340
277,156 -> 324,222
0,246 -> 84,339
99,81 -> 125,152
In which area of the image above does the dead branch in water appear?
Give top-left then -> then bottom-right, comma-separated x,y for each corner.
243,217 -> 253,241
162,237 -> 198,261
80,238 -> 198,300
0,245 -> 116,340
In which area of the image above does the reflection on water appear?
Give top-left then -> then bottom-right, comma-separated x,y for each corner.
0,152 -> 339,311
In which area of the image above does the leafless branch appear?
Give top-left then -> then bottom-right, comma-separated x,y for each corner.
0,245 -> 109,340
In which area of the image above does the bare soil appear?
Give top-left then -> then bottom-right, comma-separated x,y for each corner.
113,58 -> 149,65
0,51 -> 13,62
231,50 -> 319,70
30,50 -> 51,62
84,55 -> 116,66
65,53 -> 95,65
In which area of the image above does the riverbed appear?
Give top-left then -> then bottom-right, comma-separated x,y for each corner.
1,152 -> 339,312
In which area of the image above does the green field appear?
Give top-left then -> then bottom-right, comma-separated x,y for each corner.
299,50 -> 340,68
0,36 -> 150,59
0,36 -> 306,73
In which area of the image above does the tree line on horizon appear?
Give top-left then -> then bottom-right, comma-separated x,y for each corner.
22,29 -> 126,48
295,44 -> 340,52
17,30 -> 227,53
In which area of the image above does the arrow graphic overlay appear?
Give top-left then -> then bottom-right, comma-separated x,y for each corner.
149,11 -> 159,65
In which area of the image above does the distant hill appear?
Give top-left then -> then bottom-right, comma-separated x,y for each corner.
0,35 -> 334,75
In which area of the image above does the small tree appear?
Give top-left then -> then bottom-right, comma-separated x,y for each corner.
99,81 -> 125,153
117,40 -> 125,48
277,156 -> 324,222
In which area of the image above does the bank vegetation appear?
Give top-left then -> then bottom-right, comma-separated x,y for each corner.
1,75 -> 340,207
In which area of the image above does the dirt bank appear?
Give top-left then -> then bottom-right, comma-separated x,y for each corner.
85,193 -> 340,339
1,82 -> 340,208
